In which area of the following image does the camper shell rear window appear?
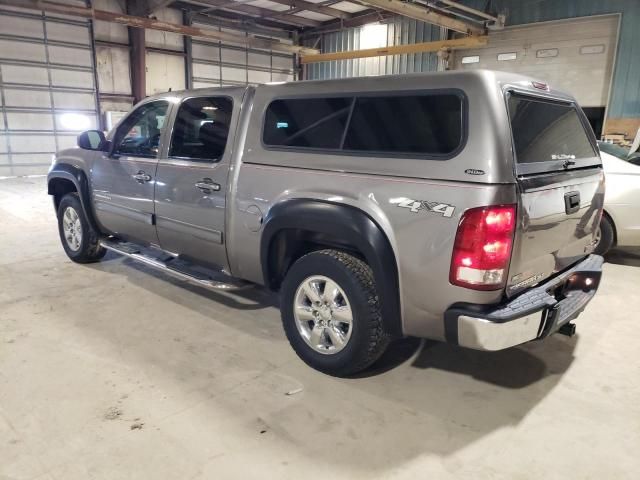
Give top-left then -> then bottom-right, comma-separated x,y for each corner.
507,93 -> 598,173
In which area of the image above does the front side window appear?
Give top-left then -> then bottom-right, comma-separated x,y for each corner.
508,94 -> 596,164
262,92 -> 464,157
114,101 -> 168,158
170,96 -> 233,161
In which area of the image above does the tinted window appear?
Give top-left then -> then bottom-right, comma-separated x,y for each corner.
114,101 -> 168,158
508,95 -> 596,164
343,94 -> 463,154
263,97 -> 351,149
170,96 -> 233,161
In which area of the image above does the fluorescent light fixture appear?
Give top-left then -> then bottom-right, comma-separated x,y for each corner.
360,23 -> 388,50
59,113 -> 91,130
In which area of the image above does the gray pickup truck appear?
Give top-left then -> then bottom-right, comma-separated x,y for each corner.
48,70 -> 604,376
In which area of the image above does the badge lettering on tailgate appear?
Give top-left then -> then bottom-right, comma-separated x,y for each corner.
396,198 -> 456,218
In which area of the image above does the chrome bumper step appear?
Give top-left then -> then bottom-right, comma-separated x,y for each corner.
100,238 -> 251,292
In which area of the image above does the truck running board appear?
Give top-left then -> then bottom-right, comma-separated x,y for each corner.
99,238 -> 251,292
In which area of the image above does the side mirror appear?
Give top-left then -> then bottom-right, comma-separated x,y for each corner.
77,130 -> 107,151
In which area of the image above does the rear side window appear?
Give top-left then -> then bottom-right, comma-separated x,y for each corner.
170,96 -> 233,161
262,92 -> 464,157
508,95 -> 596,164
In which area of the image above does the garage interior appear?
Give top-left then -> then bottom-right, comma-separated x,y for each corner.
1,0 -> 640,479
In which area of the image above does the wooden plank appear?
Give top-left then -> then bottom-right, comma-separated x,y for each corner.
355,0 -> 484,35
0,0 -> 319,55
300,36 -> 488,64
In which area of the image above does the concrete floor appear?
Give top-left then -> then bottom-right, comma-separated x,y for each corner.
0,176 -> 639,480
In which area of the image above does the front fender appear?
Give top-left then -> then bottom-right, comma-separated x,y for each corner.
47,163 -> 99,232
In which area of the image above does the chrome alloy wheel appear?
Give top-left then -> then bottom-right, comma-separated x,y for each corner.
293,275 -> 353,354
593,225 -> 602,249
62,206 -> 83,252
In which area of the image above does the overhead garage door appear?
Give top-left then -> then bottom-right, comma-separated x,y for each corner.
0,5 -> 99,177
453,15 -> 619,110
191,22 -> 295,89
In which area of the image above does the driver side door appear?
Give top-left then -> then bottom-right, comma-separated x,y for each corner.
92,100 -> 170,246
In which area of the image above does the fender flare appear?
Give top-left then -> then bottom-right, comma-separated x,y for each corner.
261,199 -> 402,337
47,163 -> 100,232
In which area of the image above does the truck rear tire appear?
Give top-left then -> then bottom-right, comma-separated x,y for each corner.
280,249 -> 390,376
57,193 -> 106,263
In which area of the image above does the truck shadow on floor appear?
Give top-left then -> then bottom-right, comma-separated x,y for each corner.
605,247 -> 640,267
361,335 -> 575,389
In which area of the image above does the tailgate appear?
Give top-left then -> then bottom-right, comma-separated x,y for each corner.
505,92 -> 604,297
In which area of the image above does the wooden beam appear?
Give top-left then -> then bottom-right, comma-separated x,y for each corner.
266,0 -> 351,20
354,0 -> 484,35
300,35 -> 487,64
0,0 -> 318,55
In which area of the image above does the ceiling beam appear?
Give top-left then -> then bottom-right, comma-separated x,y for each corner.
191,12 -> 295,38
301,9 -> 393,36
353,0 -> 484,34
266,0 -> 351,20
300,35 -> 488,63
0,0 -> 318,54
178,0 -> 320,27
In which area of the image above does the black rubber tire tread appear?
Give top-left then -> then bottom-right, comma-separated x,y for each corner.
57,193 -> 106,264
280,249 -> 390,377
594,215 -> 614,256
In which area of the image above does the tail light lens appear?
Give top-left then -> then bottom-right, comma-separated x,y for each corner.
450,205 -> 517,290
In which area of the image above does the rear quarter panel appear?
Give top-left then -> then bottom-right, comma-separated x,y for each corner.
229,165 -> 517,340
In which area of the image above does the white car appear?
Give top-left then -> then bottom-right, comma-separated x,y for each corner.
596,141 -> 640,255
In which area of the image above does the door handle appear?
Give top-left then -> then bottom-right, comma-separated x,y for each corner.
195,178 -> 221,193
132,171 -> 152,183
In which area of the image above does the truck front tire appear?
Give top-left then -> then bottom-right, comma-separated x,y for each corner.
57,193 -> 106,263
280,249 -> 390,376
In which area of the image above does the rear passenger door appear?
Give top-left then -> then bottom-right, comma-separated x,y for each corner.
154,96 -> 234,271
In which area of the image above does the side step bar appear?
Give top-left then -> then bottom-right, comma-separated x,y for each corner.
100,239 -> 251,292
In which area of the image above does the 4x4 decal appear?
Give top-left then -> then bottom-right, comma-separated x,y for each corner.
396,198 -> 456,218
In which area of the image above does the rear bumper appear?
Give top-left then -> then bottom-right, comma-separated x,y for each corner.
444,254 -> 603,351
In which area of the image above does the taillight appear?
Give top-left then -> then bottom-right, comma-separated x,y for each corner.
450,204 -> 517,290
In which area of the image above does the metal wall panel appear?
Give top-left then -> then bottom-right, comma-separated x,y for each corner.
305,18 -> 443,80
191,22 -> 295,88
0,7 -> 98,177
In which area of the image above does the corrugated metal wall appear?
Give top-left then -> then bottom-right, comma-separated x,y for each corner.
305,18 -> 444,80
